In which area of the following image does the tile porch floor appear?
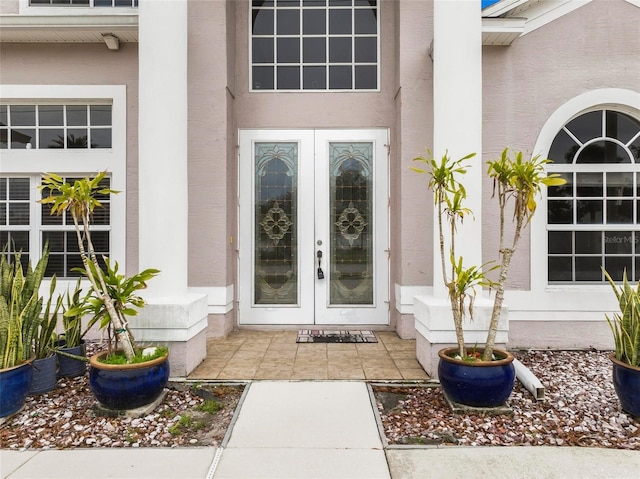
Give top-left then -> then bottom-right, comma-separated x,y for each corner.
188,330 -> 429,381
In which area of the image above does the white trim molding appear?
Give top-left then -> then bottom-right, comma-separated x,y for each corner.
0,84 -> 127,295
483,0 -> 594,37
395,284 -> 432,315
189,285 -> 235,315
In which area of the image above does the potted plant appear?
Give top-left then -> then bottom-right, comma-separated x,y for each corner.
412,148 -> 565,407
28,273 -> 63,395
55,279 -> 88,379
40,172 -> 167,410
0,250 -> 45,416
603,269 -> 640,417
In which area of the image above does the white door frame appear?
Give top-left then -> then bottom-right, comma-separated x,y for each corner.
238,129 -> 389,326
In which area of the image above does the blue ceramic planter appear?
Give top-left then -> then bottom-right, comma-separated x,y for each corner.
610,353 -> 640,417
55,340 -> 86,379
438,347 -> 515,408
0,358 -> 34,417
28,355 -> 58,395
89,351 -> 170,410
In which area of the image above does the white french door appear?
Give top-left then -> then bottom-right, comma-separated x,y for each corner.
238,129 -> 389,325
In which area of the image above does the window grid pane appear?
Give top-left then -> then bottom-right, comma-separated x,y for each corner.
251,1 -> 378,91
547,109 -> 640,283
0,103 -> 112,150
37,175 -> 112,278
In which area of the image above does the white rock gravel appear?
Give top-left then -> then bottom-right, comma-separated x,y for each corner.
374,350 -> 639,450
0,343 -> 244,450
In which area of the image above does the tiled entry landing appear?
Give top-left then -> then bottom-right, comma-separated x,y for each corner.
188,330 -> 428,381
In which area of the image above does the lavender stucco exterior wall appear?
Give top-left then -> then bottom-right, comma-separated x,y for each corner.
481,0 -> 640,291
1,0 -> 639,340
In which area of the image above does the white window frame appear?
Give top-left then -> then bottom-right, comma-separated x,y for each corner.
19,0 -> 137,15
503,88 -> 640,322
0,85 -> 126,295
546,109 -> 640,283
249,1 -> 381,93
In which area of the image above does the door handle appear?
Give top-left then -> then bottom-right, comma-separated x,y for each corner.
317,250 -> 324,279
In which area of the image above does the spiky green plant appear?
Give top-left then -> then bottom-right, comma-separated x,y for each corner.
604,269 -> 640,368
0,250 -> 51,369
33,277 -> 63,360
60,278 -> 88,349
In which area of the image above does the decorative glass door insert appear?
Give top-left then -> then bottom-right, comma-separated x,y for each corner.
329,142 -> 373,305
255,143 -> 298,304
239,129 -> 388,325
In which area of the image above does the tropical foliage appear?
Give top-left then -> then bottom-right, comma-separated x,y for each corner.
604,269 -> 640,368
40,172 -> 159,363
412,148 -> 565,360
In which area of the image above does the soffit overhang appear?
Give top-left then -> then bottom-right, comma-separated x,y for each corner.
482,0 -> 598,45
0,14 -> 138,44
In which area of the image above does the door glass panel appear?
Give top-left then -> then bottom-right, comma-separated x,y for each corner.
329,142 -> 373,305
255,143 -> 298,304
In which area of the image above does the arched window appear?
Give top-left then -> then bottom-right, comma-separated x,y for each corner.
546,109 -> 640,282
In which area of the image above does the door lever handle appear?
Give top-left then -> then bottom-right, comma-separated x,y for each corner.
317,250 -> 324,279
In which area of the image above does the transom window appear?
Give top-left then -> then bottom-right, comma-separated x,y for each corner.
1,176 -> 111,278
29,0 -> 137,6
547,109 -> 640,282
250,0 -> 379,91
0,104 -> 112,150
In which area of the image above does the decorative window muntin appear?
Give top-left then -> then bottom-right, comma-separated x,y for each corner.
40,176 -> 111,278
250,0 -> 379,91
0,104 -> 112,150
0,177 -> 32,267
547,109 -> 640,283
1,175 -> 112,278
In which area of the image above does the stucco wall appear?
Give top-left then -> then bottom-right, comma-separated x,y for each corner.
187,0 -> 233,288
481,0 -> 640,290
0,0 -> 19,14
0,42 -> 141,273
395,0 -> 434,289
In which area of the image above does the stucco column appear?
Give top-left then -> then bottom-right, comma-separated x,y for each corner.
138,0 -> 188,295
137,0 -> 207,376
432,0 -> 483,297
414,0 -> 507,377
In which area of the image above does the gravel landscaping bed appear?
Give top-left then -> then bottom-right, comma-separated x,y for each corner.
3,349 -> 639,451
0,342 -> 245,450
373,350 -> 639,450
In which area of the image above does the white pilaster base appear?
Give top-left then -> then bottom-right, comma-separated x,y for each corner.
207,311 -> 236,338
131,294 -> 208,377
413,295 -> 509,377
395,314 -> 417,340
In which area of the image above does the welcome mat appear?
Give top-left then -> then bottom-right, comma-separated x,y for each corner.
296,330 -> 378,343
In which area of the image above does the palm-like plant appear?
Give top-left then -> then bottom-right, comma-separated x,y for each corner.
483,149 -> 566,360
411,151 -> 496,358
39,172 -> 159,363
412,148 -> 565,361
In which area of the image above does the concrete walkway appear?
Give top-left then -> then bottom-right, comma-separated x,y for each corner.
213,381 -> 389,478
3,381 -> 640,479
